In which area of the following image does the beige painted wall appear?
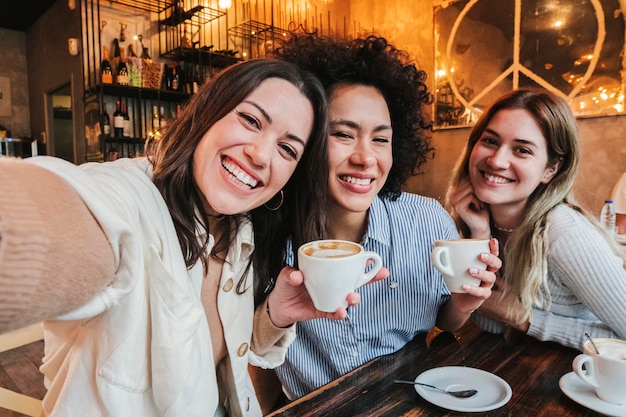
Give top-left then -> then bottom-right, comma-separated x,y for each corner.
350,0 -> 626,216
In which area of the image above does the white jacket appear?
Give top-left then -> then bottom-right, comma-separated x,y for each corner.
27,157 -> 295,417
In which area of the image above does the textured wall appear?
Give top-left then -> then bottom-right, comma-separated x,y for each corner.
0,28 -> 31,137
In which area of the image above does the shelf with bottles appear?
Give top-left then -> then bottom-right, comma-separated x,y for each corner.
157,1 -> 240,73
100,96 -> 180,159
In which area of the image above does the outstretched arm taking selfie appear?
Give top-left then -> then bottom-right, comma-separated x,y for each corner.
0,158 -> 115,333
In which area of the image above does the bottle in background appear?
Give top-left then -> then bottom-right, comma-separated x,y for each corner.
101,46 -> 113,84
181,23 -> 192,49
152,105 -> 160,132
117,48 -> 129,86
128,44 -> 138,58
112,38 -> 121,70
101,103 -> 111,137
171,66 -> 179,91
159,106 -> 167,129
122,102 -> 131,137
600,199 -> 616,238
113,99 -> 124,137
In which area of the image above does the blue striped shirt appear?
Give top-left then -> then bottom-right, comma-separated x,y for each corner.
276,193 -> 460,399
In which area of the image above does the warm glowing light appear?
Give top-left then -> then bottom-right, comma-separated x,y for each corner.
601,92 -> 608,100
218,0 -> 232,8
553,20 -> 563,28
436,69 -> 446,78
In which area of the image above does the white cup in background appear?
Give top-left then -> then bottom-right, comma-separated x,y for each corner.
572,338 -> 626,405
298,239 -> 383,312
430,238 -> 489,293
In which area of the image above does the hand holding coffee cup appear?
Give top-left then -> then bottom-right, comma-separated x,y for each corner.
430,239 -> 490,293
298,240 -> 383,313
572,338 -> 626,405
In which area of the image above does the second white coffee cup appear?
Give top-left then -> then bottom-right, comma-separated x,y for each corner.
298,239 -> 383,312
572,338 -> 626,405
430,238 -> 489,293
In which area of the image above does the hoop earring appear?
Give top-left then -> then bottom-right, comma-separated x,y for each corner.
264,190 -> 284,211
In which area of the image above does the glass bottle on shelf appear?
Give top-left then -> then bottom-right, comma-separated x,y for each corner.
128,44 -> 138,58
122,102 -> 131,137
112,38 -> 121,70
113,99 -> 124,137
152,105 -> 160,131
170,66 -> 179,91
117,48 -> 129,86
101,103 -> 111,137
159,106 -> 168,129
181,23 -> 192,49
101,46 -> 113,85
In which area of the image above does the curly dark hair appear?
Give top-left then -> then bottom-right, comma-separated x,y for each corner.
272,32 -> 434,199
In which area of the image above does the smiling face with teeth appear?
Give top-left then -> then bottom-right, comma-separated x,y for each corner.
327,83 -> 393,220
193,77 -> 313,216
468,108 -> 561,217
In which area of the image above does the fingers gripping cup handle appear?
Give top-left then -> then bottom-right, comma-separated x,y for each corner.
430,246 -> 454,276
358,251 -> 383,287
573,354 -> 599,387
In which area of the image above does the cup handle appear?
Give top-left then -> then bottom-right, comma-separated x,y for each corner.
573,354 -> 599,387
358,251 -> 383,288
430,246 -> 454,276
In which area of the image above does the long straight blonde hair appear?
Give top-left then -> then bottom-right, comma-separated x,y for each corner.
447,88 -> 624,318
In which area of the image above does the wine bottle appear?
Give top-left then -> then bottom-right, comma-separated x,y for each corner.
128,44 -> 138,58
122,102 -> 131,137
181,23 -> 192,49
101,46 -> 113,85
159,106 -> 167,129
101,103 -> 111,137
112,38 -> 121,68
117,48 -> 129,86
152,105 -> 160,131
171,66 -> 179,91
113,99 -> 124,137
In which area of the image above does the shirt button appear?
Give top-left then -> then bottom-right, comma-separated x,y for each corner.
222,278 -> 234,292
389,280 -> 398,289
352,351 -> 358,357
238,342 -> 249,356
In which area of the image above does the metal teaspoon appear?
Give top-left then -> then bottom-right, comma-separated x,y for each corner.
585,332 -> 601,355
393,379 -> 478,398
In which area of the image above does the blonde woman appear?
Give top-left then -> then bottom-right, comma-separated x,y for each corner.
446,88 -> 626,350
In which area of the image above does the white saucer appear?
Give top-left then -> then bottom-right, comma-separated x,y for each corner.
559,372 -> 626,417
414,366 -> 512,412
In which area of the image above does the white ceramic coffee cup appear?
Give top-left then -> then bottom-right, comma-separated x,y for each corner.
572,338 -> 626,405
430,238 -> 489,293
298,239 -> 383,312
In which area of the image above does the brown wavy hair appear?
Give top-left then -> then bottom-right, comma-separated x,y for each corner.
151,58 -> 328,304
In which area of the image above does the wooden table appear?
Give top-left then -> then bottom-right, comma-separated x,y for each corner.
268,324 -> 605,416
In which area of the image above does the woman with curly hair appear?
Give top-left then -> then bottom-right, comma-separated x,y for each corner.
269,33 -> 501,400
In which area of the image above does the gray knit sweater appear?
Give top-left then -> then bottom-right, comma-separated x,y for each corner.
474,204 -> 626,350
